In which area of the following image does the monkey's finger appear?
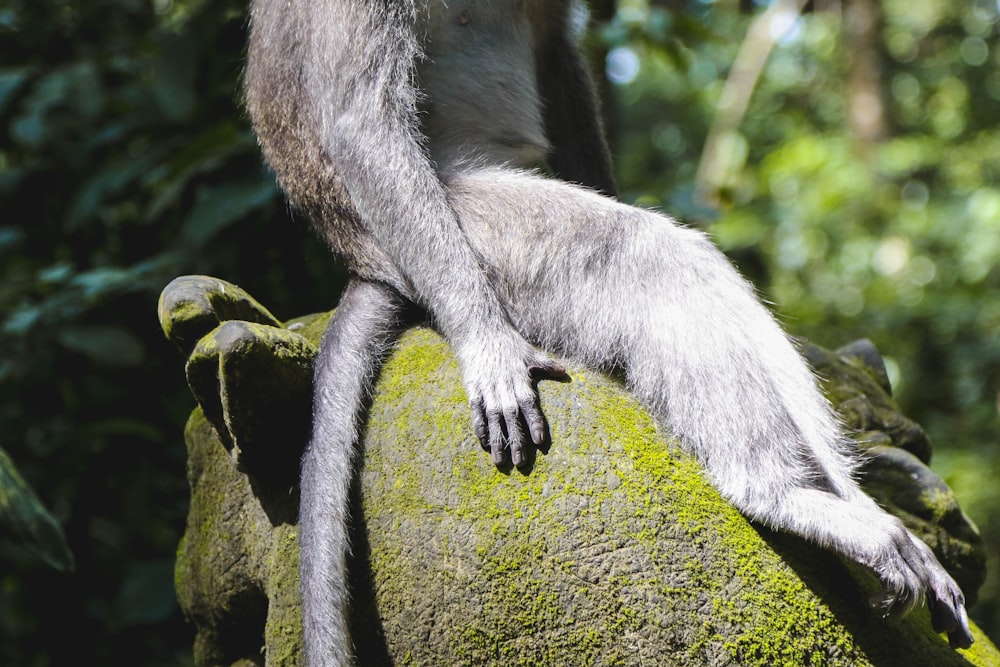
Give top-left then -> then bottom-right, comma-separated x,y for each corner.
470,398 -> 489,450
518,394 -> 549,448
486,408 -> 506,466
503,406 -> 527,468
944,607 -> 974,649
929,591 -> 973,649
950,626 -> 975,650
528,359 -> 570,383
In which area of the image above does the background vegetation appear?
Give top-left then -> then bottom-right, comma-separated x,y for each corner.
0,0 -> 997,664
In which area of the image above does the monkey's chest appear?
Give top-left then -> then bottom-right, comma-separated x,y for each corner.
418,0 -> 545,37
416,0 -> 550,169
418,0 -> 543,55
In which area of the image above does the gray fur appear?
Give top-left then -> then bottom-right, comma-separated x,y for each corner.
245,1 -> 973,664
301,280 -> 415,666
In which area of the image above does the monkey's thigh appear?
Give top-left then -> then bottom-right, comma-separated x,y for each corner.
451,169 -> 728,365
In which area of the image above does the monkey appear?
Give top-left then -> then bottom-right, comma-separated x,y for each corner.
244,0 -> 974,663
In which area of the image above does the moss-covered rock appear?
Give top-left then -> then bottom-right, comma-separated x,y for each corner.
161,275 -> 998,667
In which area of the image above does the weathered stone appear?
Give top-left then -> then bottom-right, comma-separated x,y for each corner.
162,276 -> 998,667
804,341 -> 986,601
158,274 -> 283,356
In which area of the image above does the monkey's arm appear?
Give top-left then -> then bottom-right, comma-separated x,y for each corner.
299,1 -> 564,466
538,21 -> 617,196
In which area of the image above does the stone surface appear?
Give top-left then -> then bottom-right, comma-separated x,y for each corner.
160,276 -> 997,667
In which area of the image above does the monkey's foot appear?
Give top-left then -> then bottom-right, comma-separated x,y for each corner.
917,533 -> 974,649
871,529 -> 973,649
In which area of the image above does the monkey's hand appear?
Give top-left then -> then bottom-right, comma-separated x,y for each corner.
456,334 -> 568,469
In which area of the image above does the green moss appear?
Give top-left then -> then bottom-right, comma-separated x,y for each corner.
963,630 -> 1000,667
174,317 -> 1000,666
920,486 -> 955,522
158,298 -> 205,340
365,329 -> 893,664
264,527 -> 304,667
283,311 -> 333,345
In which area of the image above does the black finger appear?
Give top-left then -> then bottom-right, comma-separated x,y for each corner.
529,359 -> 570,383
470,398 -> 488,450
928,591 -> 973,649
949,627 -> 974,650
928,590 -> 957,634
487,408 -> 505,466
519,395 -> 548,447
946,602 -> 974,649
504,406 -> 526,467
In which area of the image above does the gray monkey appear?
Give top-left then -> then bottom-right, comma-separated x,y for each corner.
244,0 -> 974,664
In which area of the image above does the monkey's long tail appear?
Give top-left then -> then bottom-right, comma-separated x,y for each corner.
300,279 -> 413,667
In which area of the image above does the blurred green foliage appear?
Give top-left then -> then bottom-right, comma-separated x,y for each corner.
0,0 -> 343,664
0,447 -> 73,572
0,0 -> 996,664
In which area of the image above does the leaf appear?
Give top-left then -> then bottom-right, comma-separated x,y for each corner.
56,325 -> 146,367
56,256 -> 180,306
70,265 -> 151,299
38,262 -> 74,285
149,33 -> 198,121
144,124 -> 257,223
2,305 -> 43,335
0,66 -> 33,114
9,62 -> 103,147
66,148 -> 165,230
0,448 -> 74,572
182,178 -> 277,246
113,560 -> 178,626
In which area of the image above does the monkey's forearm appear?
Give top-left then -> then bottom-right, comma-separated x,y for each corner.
300,2 -> 517,342
326,135 -> 508,340
321,112 -> 566,464
283,1 -> 566,467
251,0 -> 528,349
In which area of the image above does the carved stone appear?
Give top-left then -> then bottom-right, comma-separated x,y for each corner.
160,275 -> 997,667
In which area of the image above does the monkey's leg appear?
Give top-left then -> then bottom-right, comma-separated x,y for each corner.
446,167 -> 972,648
300,279 -> 416,667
